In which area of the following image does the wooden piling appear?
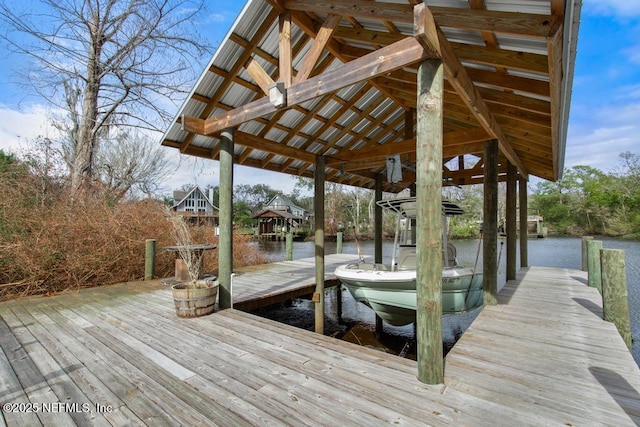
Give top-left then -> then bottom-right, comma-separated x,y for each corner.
581,236 -> 594,271
483,139 -> 499,306
336,282 -> 343,324
144,239 -> 156,280
374,173 -> 383,337
415,57 -> 444,384
336,232 -> 343,254
374,174 -> 383,264
600,249 -> 632,351
285,233 -> 293,261
374,315 -> 384,338
587,240 -> 603,292
519,177 -> 528,268
219,128 -> 234,309
506,162 -> 517,281
314,155 -> 326,334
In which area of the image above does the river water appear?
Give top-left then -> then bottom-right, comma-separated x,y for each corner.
251,237 -> 640,365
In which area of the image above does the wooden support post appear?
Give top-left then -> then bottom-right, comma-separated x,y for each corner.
219,129 -> 234,309
506,162 -> 517,281
375,315 -> 384,339
410,183 -> 417,244
406,110 -> 417,245
285,233 -> 293,261
587,240 -> 603,292
314,155 -> 326,334
519,176 -> 528,268
416,58 -> 444,385
582,236 -> 594,271
144,239 -> 156,280
601,249 -> 633,351
483,140 -> 499,306
374,174 -> 384,338
336,231 -> 343,254
336,281 -> 343,324
375,173 -> 383,264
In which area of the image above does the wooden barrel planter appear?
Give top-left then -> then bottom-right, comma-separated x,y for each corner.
171,279 -> 219,318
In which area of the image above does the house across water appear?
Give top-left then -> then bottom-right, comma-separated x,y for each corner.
252,194 -> 311,241
171,186 -> 219,227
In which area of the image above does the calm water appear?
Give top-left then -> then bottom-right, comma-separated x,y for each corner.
253,237 -> 640,365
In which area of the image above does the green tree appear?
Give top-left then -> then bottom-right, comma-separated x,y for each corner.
233,200 -> 254,228
531,159 -> 640,236
532,171 -> 576,234
234,184 -> 282,211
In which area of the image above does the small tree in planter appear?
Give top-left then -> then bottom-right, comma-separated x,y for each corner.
166,210 -> 218,317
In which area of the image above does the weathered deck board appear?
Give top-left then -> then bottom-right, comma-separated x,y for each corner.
446,267 -> 640,425
229,254 -> 363,310
1,264 -> 639,425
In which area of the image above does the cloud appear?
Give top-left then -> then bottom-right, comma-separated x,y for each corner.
207,13 -> 226,23
566,100 -> 640,174
623,44 -> 640,65
583,0 -> 640,18
0,104 -> 60,155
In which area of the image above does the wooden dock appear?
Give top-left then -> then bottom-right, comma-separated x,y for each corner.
1,263 -> 639,425
229,253 -> 363,310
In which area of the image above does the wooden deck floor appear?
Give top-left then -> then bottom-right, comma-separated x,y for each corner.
229,253 -> 363,310
1,265 -> 639,425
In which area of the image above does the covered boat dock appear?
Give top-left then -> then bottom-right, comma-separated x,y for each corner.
160,0 -> 582,383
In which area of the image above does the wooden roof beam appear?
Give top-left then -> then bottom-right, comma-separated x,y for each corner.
335,137 -> 487,172
327,127 -> 489,166
284,1 -> 560,38
548,20 -> 564,180
335,26 -> 550,75
268,0 -> 411,109
187,37 -> 430,136
177,8 -> 280,153
244,57 -> 275,96
293,14 -> 341,84
234,131 -> 317,164
279,12 -> 293,87
414,3 -> 527,179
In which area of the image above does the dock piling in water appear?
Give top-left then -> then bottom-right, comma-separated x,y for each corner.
587,239 -> 603,292
285,233 -> 293,261
582,236 -> 594,271
601,248 -> 633,351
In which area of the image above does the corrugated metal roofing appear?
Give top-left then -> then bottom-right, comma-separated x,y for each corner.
161,0 -> 582,191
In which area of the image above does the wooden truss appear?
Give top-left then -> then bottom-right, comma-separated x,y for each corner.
164,0 -> 575,191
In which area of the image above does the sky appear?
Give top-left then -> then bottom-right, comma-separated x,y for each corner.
0,0 -> 638,197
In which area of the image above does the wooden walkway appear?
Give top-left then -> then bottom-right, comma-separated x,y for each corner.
1,265 -> 639,425
229,254 -> 363,310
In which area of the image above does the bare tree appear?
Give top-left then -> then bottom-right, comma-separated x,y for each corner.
0,0 -> 209,194
96,130 -> 174,202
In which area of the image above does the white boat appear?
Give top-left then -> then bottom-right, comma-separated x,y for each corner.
334,197 -> 483,326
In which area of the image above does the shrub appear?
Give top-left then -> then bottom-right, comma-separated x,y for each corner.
0,163 -> 269,301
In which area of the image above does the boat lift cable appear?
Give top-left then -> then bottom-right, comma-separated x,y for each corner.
353,225 -> 365,263
390,212 -> 401,272
465,233 -> 483,308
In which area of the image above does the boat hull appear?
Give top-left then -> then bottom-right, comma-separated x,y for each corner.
335,263 -> 483,326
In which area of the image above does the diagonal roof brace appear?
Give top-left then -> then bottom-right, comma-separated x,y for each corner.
413,3 -> 528,179
180,36 -> 433,137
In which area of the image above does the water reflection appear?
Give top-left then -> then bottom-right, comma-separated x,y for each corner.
249,237 -> 640,365
251,285 -> 483,359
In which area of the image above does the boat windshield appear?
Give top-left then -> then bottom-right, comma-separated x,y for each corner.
379,196 -> 465,270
